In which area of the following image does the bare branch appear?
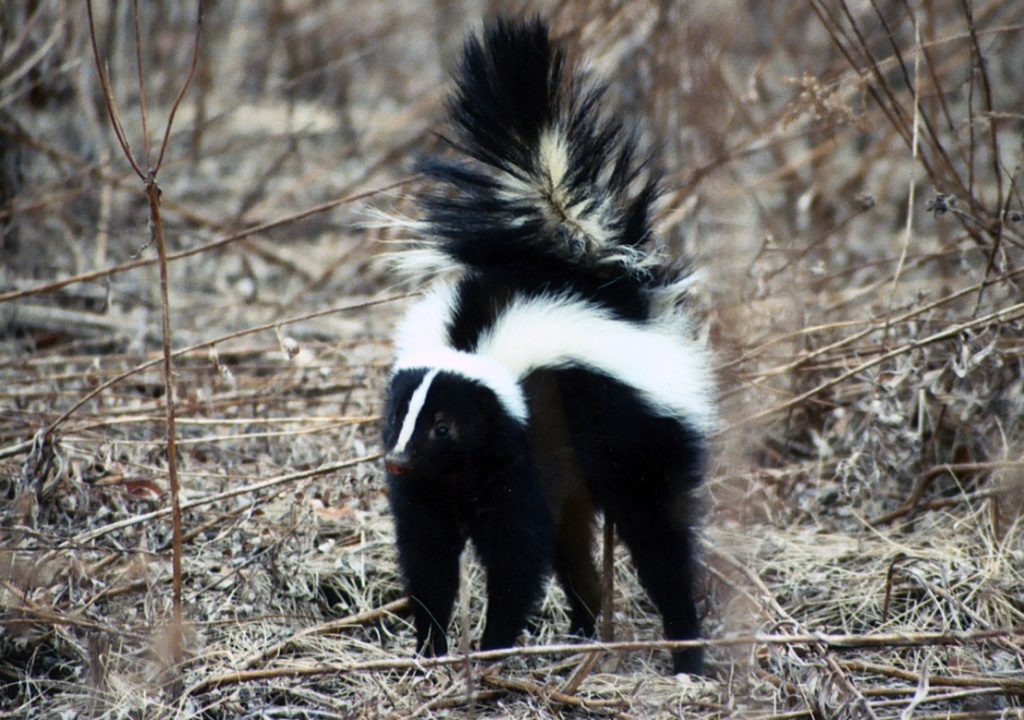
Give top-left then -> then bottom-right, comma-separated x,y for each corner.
85,0 -> 145,180
154,0 -> 203,174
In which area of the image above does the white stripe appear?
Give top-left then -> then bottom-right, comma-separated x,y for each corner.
395,348 -> 528,424
392,283 -> 529,424
393,283 -> 459,360
393,369 -> 439,453
391,284 -> 715,433
475,294 -> 718,433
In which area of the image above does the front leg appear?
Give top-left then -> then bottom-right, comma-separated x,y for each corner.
469,469 -> 554,651
388,476 -> 466,657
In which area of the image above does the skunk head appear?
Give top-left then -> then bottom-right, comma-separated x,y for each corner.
383,367 -> 525,481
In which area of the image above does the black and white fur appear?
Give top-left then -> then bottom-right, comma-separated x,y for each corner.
382,17 -> 716,675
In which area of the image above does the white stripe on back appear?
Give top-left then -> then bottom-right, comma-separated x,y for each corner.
391,283 -> 717,433
393,369 -> 439,453
475,294 -> 718,433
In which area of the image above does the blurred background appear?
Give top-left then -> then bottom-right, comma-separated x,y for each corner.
2,1 -> 1022,718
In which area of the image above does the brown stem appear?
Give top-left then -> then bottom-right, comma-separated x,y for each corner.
85,0 -> 145,181
154,1 -> 203,174
145,178 -> 182,667
132,0 -> 151,165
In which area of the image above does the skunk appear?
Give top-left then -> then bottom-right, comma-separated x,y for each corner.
382,16 -> 716,675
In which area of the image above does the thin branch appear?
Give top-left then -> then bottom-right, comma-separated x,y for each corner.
960,0 -> 1004,211
73,452 -> 383,545
482,673 -> 623,712
230,599 -> 410,671
131,0 -> 151,165
808,0 -> 910,147
154,0 -> 203,174
869,0 -> 969,202
85,0 -> 145,180
725,265 -> 1024,377
0,178 -> 413,305
186,625 -> 1024,696
42,293 -> 410,434
883,14 -> 922,349
728,298 -> 1024,430
713,547 -> 881,720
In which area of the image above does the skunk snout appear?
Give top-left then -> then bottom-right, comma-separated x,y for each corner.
384,450 -> 412,476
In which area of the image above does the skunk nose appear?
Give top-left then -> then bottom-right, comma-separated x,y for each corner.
385,450 -> 412,476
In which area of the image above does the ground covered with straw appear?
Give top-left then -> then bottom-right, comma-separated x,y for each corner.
2,2 -> 1022,718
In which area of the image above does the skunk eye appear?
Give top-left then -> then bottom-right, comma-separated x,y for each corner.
434,423 -> 450,439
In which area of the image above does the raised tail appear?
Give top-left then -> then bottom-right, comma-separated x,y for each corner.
417,16 -> 660,277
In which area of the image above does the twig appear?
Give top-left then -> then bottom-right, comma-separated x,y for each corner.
805,0 -> 905,164
186,625 -> 1023,695
0,178 -> 413,305
868,0 -> 969,201
1,589 -> 145,641
841,658 -> 1024,692
711,546 -> 882,719
883,16 -> 922,349
723,266 -> 1024,376
233,599 -> 410,671
873,459 -> 1023,525
131,0 -> 151,165
481,673 -> 623,712
153,6 -> 201,175
392,689 -> 503,718
729,299 -> 1024,430
72,451 -> 382,544
41,293 -> 408,436
960,0 -> 1003,214
85,2 -> 144,181
84,1 -> 205,674
1,303 -> 136,337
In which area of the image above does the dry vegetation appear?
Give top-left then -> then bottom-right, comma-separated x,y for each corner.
2,1 -> 1023,718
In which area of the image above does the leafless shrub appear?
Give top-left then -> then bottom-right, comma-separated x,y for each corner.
1,1 -> 1021,718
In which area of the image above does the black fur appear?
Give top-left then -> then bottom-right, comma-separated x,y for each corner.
383,17 -> 712,675
384,364 -> 707,673
419,16 -> 661,293
384,369 -> 553,656
544,368 -> 705,673
446,267 -> 650,352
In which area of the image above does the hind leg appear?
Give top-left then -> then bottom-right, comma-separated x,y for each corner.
553,497 -> 601,636
613,490 -> 703,675
525,372 -> 600,636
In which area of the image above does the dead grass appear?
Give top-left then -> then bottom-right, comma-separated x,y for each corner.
1,1 -> 1022,718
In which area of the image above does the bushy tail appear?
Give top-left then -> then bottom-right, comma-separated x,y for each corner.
417,16 -> 660,277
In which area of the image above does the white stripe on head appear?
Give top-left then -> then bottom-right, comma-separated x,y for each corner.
394,348 -> 528,424
475,294 -> 718,433
393,369 -> 440,453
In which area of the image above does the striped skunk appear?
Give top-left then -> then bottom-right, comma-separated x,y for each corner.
382,16 -> 716,675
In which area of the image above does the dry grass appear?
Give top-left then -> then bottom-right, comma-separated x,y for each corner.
2,1 -> 1023,718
